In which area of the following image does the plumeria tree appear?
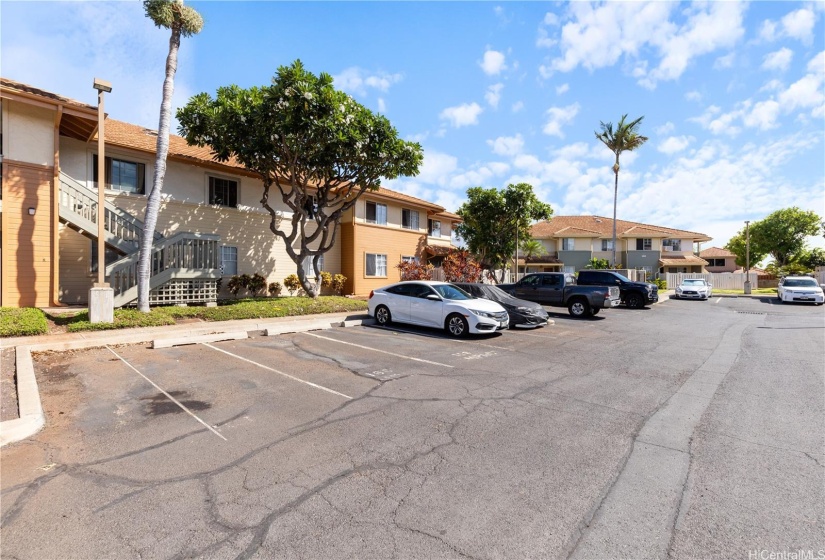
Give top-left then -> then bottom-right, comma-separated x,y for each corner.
177,61 -> 423,297
595,115 -> 648,268
137,0 -> 203,312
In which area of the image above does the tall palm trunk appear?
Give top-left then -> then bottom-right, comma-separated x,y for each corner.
611,154 -> 619,268
137,25 -> 180,312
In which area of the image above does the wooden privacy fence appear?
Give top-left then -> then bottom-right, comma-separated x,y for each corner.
660,272 -> 758,290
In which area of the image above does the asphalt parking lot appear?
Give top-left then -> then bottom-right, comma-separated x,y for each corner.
1,296 -> 823,559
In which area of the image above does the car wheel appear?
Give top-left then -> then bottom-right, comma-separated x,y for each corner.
591,308 -> 601,315
568,298 -> 591,318
446,313 -> 469,337
626,293 -> 644,309
375,305 -> 392,325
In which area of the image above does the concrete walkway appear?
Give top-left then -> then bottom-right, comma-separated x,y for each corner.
0,311 -> 372,447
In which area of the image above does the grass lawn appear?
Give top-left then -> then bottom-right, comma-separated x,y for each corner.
711,288 -> 777,295
1,296 -> 368,338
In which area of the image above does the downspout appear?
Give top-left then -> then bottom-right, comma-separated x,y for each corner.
51,105 -> 65,306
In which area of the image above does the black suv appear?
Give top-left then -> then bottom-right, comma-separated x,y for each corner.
576,270 -> 658,308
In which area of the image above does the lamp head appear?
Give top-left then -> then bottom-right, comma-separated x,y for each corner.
93,78 -> 112,93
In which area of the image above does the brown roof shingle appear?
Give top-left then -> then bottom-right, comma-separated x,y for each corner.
532,215 -> 711,242
699,247 -> 735,258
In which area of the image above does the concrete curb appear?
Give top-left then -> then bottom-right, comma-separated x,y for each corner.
0,312 -> 371,447
0,347 -> 45,447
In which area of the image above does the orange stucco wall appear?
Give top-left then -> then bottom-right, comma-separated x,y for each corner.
1,160 -> 55,307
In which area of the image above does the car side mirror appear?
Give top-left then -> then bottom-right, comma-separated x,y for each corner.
426,294 -> 441,301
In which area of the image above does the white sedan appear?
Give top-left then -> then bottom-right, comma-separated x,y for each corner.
368,281 -> 509,337
675,278 -> 713,300
777,276 -> 825,305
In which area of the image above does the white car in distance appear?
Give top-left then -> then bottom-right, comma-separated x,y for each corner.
368,281 -> 509,337
777,276 -> 825,305
675,278 -> 713,300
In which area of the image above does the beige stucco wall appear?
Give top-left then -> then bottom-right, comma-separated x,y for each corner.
5,101 -> 54,166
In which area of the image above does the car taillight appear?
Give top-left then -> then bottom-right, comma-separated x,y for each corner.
369,290 -> 374,299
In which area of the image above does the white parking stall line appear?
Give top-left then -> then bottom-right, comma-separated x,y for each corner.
201,343 -> 352,399
106,346 -> 228,442
367,325 -> 511,350
715,297 -> 722,304
302,332 -> 455,368
506,330 -> 558,339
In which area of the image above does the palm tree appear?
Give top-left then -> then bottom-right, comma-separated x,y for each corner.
595,115 -> 648,268
137,0 -> 203,312
520,238 -> 546,259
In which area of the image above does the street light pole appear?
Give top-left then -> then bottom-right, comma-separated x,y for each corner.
744,220 -> 751,295
90,78 -> 114,323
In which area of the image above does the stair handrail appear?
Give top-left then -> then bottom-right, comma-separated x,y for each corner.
107,231 -> 221,300
58,172 -> 163,244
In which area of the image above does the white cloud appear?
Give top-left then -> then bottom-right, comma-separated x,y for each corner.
487,134 -> 524,157
759,79 -> 784,93
778,74 -> 825,112
377,98 -> 386,113
555,83 -> 569,95
543,103 -> 580,137
657,135 -> 693,155
417,150 -> 459,184
480,49 -> 507,75
760,8 -> 817,44
545,2 -> 744,89
685,91 -> 702,102
714,53 -> 735,70
485,83 -> 504,108
781,8 -> 816,44
333,67 -> 403,96
655,122 -> 675,135
808,51 -> 825,75
511,101 -> 525,113
439,102 -> 484,128
743,100 -> 781,130
762,48 -> 794,72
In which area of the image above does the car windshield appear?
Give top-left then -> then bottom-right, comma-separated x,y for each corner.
683,279 -> 707,286
433,284 -> 474,300
783,278 -> 818,287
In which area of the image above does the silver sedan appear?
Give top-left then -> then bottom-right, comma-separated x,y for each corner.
675,278 -> 713,300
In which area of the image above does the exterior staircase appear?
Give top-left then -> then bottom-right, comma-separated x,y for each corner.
58,172 -> 221,307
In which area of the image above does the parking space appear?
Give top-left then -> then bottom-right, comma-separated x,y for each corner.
2,297 -> 823,559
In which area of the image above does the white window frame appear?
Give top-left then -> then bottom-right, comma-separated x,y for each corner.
365,253 -> 387,277
208,175 -> 239,208
429,219 -> 442,238
220,246 -> 238,276
401,255 -> 418,264
366,201 -> 387,225
600,239 -> 614,251
302,254 -> 324,277
636,238 -> 652,251
662,239 -> 682,251
402,209 -> 420,230
562,238 -> 575,251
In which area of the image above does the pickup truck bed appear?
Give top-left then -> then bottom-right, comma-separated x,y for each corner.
500,273 -> 621,317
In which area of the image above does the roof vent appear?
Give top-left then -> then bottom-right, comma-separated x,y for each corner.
143,128 -> 158,136
594,218 -> 602,222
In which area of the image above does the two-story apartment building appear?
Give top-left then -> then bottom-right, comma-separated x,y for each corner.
528,216 -> 712,274
699,247 -> 738,273
0,78 -> 457,306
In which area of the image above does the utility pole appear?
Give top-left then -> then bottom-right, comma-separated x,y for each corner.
744,220 -> 751,295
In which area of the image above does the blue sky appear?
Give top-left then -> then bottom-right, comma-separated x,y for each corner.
3,1 -> 823,251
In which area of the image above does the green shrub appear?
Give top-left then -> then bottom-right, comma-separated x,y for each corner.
319,271 -> 333,288
283,274 -> 301,296
248,273 -> 267,295
0,307 -> 49,337
268,281 -> 282,296
226,275 -> 245,297
332,274 -> 347,295
652,277 -> 667,290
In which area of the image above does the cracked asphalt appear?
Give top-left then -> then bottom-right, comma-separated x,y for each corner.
1,296 -> 823,559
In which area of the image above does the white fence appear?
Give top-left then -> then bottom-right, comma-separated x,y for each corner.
815,267 -> 825,285
660,272 -> 758,290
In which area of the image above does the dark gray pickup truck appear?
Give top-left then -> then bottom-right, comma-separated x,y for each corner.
499,273 -> 621,318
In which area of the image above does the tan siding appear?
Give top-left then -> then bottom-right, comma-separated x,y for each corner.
58,225 -> 94,303
350,223 -> 425,296
1,161 -> 54,307
340,222 -> 355,294
113,196 -> 342,298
